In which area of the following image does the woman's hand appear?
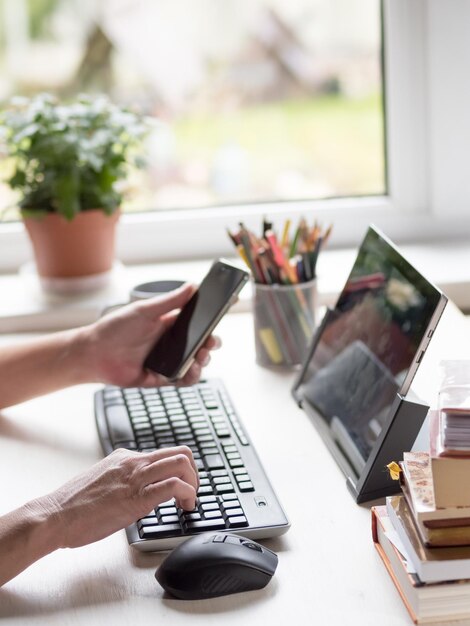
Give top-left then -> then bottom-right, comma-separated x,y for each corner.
83,283 -> 221,388
41,446 -> 199,549
0,446 -> 199,585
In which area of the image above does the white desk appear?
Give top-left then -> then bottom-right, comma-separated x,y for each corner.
0,303 -> 469,626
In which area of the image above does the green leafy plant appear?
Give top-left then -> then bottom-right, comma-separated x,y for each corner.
0,93 -> 148,220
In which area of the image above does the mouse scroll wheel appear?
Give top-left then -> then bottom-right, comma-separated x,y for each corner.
241,540 -> 263,552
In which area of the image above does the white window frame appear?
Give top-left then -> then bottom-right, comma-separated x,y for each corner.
0,0 -> 469,273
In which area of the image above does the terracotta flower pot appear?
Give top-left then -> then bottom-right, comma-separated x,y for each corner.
23,209 -> 120,283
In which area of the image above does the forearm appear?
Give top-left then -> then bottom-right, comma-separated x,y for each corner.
0,497 -> 62,587
0,328 -> 93,409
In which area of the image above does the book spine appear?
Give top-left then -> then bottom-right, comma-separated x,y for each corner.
371,507 -> 419,624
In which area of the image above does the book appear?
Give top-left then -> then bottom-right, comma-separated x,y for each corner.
431,406 -> 470,457
440,410 -> 470,452
372,506 -> 470,624
401,451 -> 470,546
386,495 -> 470,583
430,420 -> 470,508
439,361 -> 470,452
429,409 -> 470,507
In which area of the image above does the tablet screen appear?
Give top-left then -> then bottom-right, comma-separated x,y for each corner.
295,226 -> 445,468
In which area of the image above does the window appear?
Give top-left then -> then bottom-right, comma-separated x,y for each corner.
0,0 -> 384,221
1,1 -> 466,271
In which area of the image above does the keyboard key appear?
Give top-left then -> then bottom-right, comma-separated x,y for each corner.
106,405 -> 136,445
166,407 -> 184,416
215,483 -> 235,494
211,416 -> 226,424
215,429 -> 231,438
200,502 -> 220,512
138,517 -> 161,527
204,510 -> 223,519
193,426 -> 211,435
197,435 -> 215,444
129,409 -> 147,418
197,485 -> 214,496
229,459 -> 244,468
144,397 -> 162,404
186,519 -> 226,532
174,427 -> 191,435
139,524 -> 182,539
184,512 -> 202,522
171,420 -> 191,432
131,415 -> 150,424
153,427 -> 172,435
188,416 -> 206,425
127,397 -> 144,405
210,469 -> 228,477
221,493 -> 239,501
227,516 -> 248,528
224,507 -> 244,518
233,467 -> 247,475
157,506 -> 178,516
133,424 -> 152,434
139,441 -> 158,450
156,436 -> 177,446
104,389 -> 123,401
161,514 -> 180,524
136,435 -> 156,443
221,499 -> 241,509
198,495 -> 217,504
213,476 -> 231,485
113,440 -> 137,450
238,481 -> 254,492
235,474 -> 250,483
203,454 -> 225,470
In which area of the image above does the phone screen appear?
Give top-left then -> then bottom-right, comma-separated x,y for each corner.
144,261 -> 248,379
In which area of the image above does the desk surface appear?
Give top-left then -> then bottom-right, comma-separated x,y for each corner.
1,303 -> 469,626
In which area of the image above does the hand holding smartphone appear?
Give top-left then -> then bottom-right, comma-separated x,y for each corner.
144,260 -> 249,380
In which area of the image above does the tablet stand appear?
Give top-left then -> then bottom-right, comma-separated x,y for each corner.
292,308 -> 429,504
345,392 -> 428,503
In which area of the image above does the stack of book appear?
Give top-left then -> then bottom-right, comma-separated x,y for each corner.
372,410 -> 470,624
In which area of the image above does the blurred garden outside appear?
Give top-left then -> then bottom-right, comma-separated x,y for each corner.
0,0 -> 385,218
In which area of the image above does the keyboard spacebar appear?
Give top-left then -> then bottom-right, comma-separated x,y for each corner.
106,405 -> 135,445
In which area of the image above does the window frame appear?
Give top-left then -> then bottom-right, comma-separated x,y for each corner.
0,0 -> 468,273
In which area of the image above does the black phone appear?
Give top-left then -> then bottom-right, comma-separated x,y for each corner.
144,260 -> 249,379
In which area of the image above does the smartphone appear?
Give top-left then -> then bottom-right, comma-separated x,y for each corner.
144,260 -> 249,379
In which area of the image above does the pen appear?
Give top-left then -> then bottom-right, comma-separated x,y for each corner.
265,230 -> 298,284
289,225 -> 301,258
281,219 -> 291,250
262,217 -> 272,235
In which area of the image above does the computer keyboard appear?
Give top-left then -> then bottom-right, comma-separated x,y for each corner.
94,378 -> 290,551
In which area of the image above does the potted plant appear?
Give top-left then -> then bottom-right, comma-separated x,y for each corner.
0,93 -> 148,292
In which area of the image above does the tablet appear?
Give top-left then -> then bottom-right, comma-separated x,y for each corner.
292,225 -> 447,502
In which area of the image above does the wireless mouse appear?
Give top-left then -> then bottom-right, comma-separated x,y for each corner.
155,532 -> 278,600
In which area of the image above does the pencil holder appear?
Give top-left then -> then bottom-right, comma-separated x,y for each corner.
252,279 -> 318,369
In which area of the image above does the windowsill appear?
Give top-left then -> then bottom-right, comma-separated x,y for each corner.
1,240 -> 470,333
